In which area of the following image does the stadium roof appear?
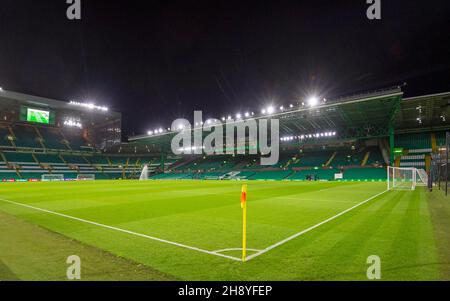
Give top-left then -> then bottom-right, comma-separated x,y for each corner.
0,89 -> 121,121
396,92 -> 450,133
129,87 -> 441,153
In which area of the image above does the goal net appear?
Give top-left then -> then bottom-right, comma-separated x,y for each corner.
41,174 -> 64,182
139,164 -> 149,180
77,174 -> 95,181
387,166 -> 417,190
415,168 -> 428,186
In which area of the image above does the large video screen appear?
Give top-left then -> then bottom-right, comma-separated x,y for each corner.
19,106 -> 55,125
26,108 -> 50,124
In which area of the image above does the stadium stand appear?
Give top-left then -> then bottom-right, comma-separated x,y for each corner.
343,167 -> 386,181
11,124 -> 41,148
0,126 -> 12,147
289,168 -> 340,181
61,128 -> 91,150
395,133 -> 434,168
1,88 -> 448,182
291,151 -> 332,168
248,170 -> 293,180
39,127 -> 67,149
364,146 -> 385,166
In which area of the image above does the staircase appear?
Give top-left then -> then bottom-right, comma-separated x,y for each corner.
378,139 -> 390,165
325,152 -> 337,167
15,168 -> 22,179
223,171 -> 241,179
0,152 -> 7,164
171,157 -> 196,170
58,129 -> 73,150
361,151 -> 370,166
7,126 -> 17,148
33,126 -> 46,148
431,133 -> 437,153
82,155 -> 91,164
58,154 -> 67,165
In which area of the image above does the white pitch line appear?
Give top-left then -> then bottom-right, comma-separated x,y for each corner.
213,248 -> 262,253
245,189 -> 389,261
0,197 -> 241,262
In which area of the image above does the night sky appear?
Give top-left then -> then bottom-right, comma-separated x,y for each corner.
1,0 -> 450,138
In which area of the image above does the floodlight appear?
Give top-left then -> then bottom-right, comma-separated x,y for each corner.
227,115 -> 232,120
147,131 -> 153,135
279,106 -> 284,111
222,117 -> 226,121
245,112 -> 250,117
0,87 -> 3,92
307,96 -> 319,107
267,106 -> 275,114
236,113 -> 242,119
289,104 -> 294,108
261,109 -> 266,114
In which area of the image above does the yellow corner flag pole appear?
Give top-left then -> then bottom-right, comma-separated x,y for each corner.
241,184 -> 248,262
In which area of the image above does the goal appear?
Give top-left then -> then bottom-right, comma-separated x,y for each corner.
387,166 -> 428,191
77,174 -> 95,181
41,174 -> 64,182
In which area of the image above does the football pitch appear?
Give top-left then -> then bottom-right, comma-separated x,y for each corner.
1,180 -> 449,281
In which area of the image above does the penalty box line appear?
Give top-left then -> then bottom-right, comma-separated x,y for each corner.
245,189 -> 389,262
0,197 -> 242,262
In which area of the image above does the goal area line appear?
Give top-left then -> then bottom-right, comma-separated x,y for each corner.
0,189 -> 388,263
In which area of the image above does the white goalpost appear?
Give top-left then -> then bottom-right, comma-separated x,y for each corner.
387,166 -> 428,191
77,174 -> 96,181
139,164 -> 149,180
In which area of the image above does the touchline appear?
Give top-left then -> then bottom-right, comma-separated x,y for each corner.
170,111 -> 280,166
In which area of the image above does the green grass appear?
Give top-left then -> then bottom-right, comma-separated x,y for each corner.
0,180 -> 449,280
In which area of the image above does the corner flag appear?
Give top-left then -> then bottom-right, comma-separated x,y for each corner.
241,184 -> 247,262
240,184 -> 247,209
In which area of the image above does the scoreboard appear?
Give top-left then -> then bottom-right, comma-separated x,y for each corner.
20,105 -> 55,125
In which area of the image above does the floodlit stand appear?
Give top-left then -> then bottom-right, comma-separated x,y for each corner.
139,164 -> 149,180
